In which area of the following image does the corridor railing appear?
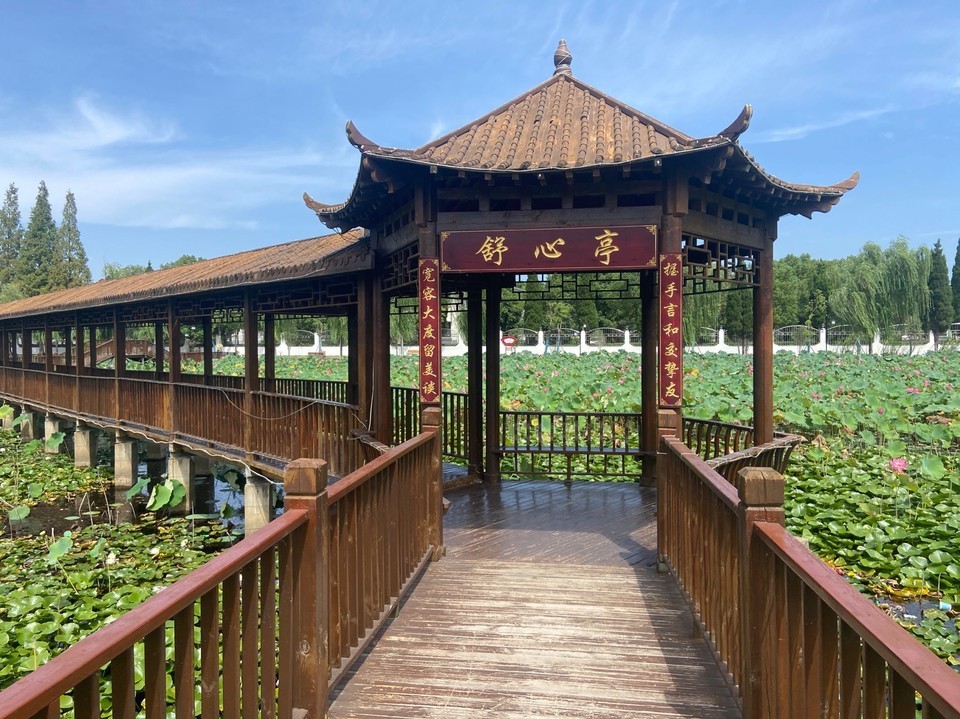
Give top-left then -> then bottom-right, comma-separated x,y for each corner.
658,435 -> 960,718
0,427 -> 442,718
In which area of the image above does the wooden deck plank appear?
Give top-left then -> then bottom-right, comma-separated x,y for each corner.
329,480 -> 741,718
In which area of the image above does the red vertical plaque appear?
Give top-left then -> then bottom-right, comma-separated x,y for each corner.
658,253 -> 683,408
418,259 -> 441,404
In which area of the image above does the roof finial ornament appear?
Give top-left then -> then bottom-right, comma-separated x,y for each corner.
553,39 -> 572,76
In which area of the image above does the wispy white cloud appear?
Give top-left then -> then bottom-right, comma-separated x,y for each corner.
753,107 -> 896,143
0,95 -> 356,232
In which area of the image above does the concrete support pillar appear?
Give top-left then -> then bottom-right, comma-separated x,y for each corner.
20,411 -> 39,442
143,441 -> 167,479
192,454 -> 216,515
114,435 -> 139,489
1,405 -> 18,431
44,416 -> 63,454
244,474 -> 273,536
168,450 -> 195,516
74,425 -> 96,468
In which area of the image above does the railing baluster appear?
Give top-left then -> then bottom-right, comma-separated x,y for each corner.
143,626 -> 166,719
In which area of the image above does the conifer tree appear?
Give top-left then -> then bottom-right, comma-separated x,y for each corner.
928,240 -> 952,337
0,183 -> 23,288
58,190 -> 91,287
18,181 -> 62,296
952,238 -> 960,325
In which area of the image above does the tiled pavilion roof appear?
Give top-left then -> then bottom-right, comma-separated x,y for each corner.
0,229 -> 367,319
306,40 -> 858,228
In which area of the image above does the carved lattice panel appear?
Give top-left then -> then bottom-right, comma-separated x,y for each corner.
682,235 -> 759,294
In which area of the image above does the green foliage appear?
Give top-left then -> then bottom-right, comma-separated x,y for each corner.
0,517 -> 231,689
952,238 -> 960,322
0,183 -> 23,289
17,181 -> 59,297
57,191 -> 91,288
927,239 -> 954,335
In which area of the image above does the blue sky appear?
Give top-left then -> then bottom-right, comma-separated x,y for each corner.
2,1 -> 958,277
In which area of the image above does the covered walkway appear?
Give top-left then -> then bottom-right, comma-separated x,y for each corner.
329,481 -> 741,718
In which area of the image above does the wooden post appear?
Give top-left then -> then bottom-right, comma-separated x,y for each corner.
737,466 -> 785,719
421,405 -> 445,559
64,326 -> 72,367
466,288 -> 484,479
88,325 -> 96,370
201,315 -> 214,381
168,302 -> 181,437
75,315 -> 84,376
154,321 -> 165,381
351,276 -> 372,423
243,291 -> 258,455
372,285 -> 391,443
484,286 -> 501,483
753,237 -> 775,444
281,459 -> 329,718
113,310 -> 126,378
640,271 -> 658,485
263,313 -> 276,393
21,322 -> 30,369
44,319 -> 53,406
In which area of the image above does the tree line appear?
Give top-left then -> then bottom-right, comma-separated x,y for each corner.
491,237 -> 960,346
0,181 -> 91,301
2,181 -> 957,350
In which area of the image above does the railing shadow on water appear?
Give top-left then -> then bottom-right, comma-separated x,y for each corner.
658,435 -> 960,719
0,430 -> 443,719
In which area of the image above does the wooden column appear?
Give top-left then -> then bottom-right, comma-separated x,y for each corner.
112,310 -> 126,378
372,286 -> 391,442
484,285 -> 501,483
202,316 -> 214,380
0,328 -> 7,368
466,288 -> 484,478
154,321 -> 165,380
21,321 -> 30,369
44,320 -> 53,372
243,291 -> 258,455
168,301 -> 182,436
351,275 -> 374,426
75,316 -> 84,375
263,313 -> 276,393
640,271 -> 658,484
64,327 -> 72,368
753,235 -> 775,445
88,326 -> 96,370
658,210 -> 684,432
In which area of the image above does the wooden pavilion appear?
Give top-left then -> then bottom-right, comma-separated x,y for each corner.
304,39 -> 858,482
16,42 -> 960,719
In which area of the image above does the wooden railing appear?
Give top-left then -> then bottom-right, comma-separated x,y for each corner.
391,386 -> 469,462
497,409 -> 645,480
326,427 -> 441,685
270,377 -> 350,404
681,417 -> 755,460
0,367 -> 364,476
658,435 -> 960,718
0,430 -> 442,718
0,465 -> 318,719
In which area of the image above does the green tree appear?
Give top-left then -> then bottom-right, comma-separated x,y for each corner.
102,262 -> 150,280
160,254 -> 203,270
721,288 -> 753,347
58,191 -> 91,287
951,238 -> 960,325
927,239 -> 953,338
0,183 -> 23,288
17,181 -> 59,296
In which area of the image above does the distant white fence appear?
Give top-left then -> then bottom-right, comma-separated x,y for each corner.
216,327 -> 954,358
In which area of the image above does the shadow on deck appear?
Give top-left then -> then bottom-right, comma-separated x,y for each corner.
329,480 -> 742,718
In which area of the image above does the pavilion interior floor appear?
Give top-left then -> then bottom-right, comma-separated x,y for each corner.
328,479 -> 742,718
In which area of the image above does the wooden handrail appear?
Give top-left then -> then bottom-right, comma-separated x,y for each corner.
328,431 -> 435,503
756,522 -> 960,717
0,508 -> 309,719
659,434 -> 960,719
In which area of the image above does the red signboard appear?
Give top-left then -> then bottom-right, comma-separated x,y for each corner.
418,259 -> 441,404
441,225 -> 657,273
658,253 -> 683,408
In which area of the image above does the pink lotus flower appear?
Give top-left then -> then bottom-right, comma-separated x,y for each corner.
889,458 -> 909,474
811,392 -> 821,399
877,408 -> 885,414
906,387 -> 920,394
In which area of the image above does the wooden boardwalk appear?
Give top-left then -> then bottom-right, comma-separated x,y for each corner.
329,480 -> 742,718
